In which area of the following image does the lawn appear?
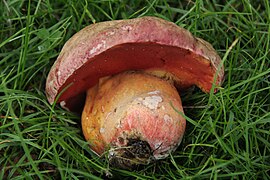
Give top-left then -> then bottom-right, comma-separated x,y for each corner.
0,0 -> 269,179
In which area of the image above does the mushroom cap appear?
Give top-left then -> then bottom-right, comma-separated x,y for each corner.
46,16 -> 224,112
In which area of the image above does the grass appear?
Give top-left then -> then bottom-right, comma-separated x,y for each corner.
0,0 -> 269,179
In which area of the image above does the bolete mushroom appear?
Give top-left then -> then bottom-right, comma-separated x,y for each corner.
46,16 -> 224,169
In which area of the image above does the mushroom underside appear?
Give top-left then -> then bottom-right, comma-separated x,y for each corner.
55,42 -> 219,112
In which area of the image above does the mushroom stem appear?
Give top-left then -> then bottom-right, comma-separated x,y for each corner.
82,71 -> 186,169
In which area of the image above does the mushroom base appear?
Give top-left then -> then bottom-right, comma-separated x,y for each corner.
82,71 -> 186,169
108,138 -> 152,169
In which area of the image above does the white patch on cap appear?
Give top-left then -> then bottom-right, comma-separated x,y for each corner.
89,40 -> 106,54
141,95 -> 163,110
121,25 -> 132,31
106,31 -> 115,36
57,71 -> 61,77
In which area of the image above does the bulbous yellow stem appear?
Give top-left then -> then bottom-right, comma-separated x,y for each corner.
82,71 -> 186,169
